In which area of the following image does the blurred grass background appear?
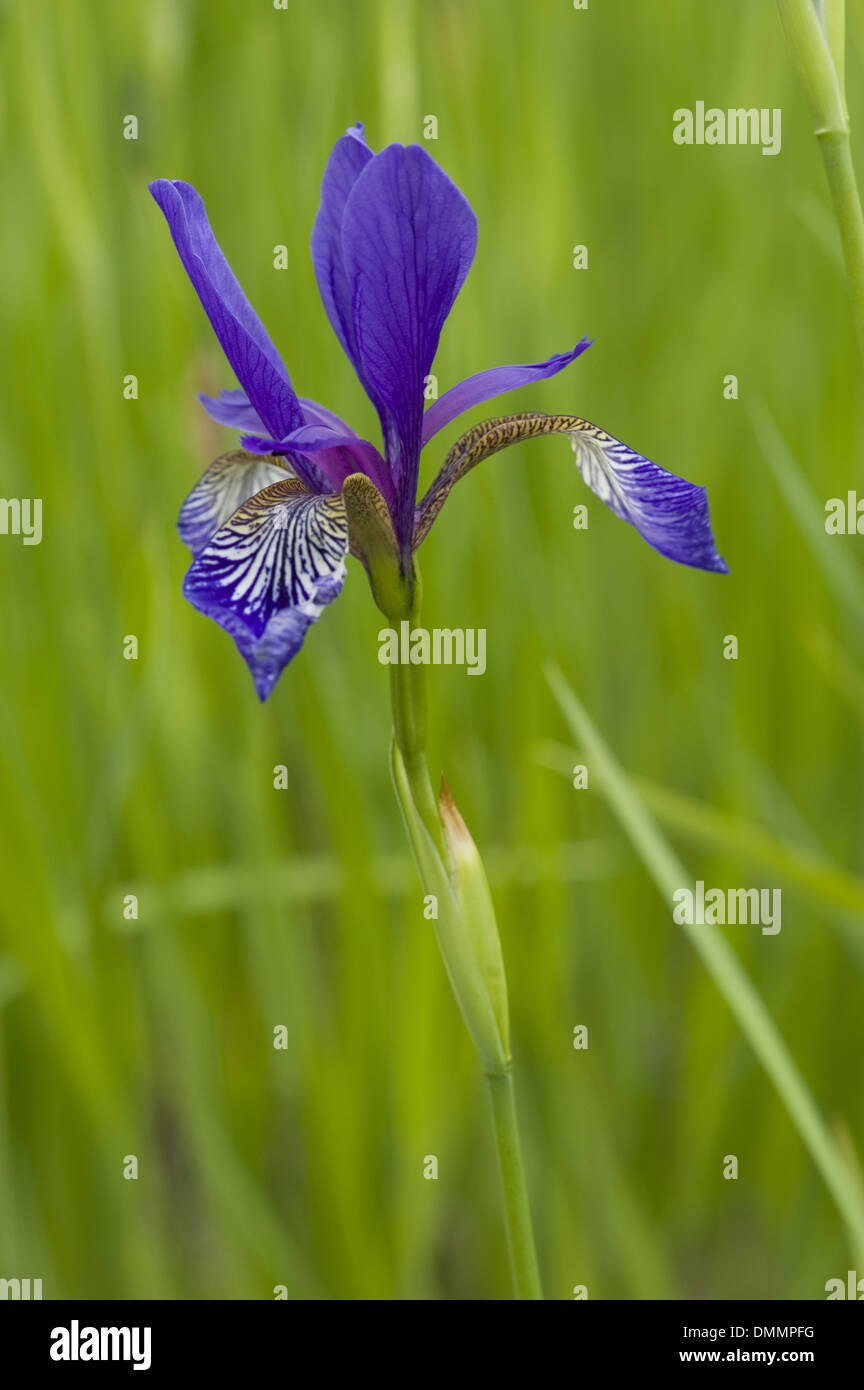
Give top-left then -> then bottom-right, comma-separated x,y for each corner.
0,0 -> 862,1300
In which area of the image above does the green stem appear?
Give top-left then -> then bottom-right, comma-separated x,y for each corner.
386,566 -> 543,1299
486,1071 -> 543,1300
389,656 -> 449,864
818,130 -> 864,364
776,1 -> 864,363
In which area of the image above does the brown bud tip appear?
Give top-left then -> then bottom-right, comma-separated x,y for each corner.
438,775 -> 474,853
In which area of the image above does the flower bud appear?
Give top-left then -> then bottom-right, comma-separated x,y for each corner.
438,777 -> 511,1065
390,745 -> 509,1076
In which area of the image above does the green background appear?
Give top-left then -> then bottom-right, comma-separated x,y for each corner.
1,0 -> 862,1300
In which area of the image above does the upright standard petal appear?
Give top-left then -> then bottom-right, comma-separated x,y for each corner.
420,340 -> 593,447
414,412 -> 727,574
150,180 -> 304,442
310,123 -> 374,365
341,144 -> 478,549
183,479 -> 349,700
177,450 -> 292,557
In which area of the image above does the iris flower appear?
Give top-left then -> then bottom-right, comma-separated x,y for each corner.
151,123 -> 726,700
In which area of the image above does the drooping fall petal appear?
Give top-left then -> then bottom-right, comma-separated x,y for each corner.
414,412 -> 727,573
183,479 -> 349,700
177,450 -> 292,557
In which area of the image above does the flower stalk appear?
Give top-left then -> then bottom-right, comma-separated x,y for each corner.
383,565 -> 542,1300
776,0 -> 864,362
386,574 -> 449,864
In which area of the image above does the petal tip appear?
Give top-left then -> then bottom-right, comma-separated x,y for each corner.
149,178 -> 174,209
253,671 -> 278,702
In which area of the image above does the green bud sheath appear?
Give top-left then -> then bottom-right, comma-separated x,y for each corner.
438,776 -> 511,1064
391,743 -> 508,1078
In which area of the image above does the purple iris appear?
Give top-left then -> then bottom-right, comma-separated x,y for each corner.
151,123 -> 726,701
